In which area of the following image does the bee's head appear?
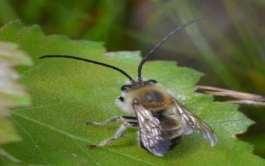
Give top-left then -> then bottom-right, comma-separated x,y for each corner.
117,80 -> 158,112
120,79 -> 158,92
117,79 -> 174,113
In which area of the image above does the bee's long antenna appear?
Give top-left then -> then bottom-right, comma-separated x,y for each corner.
137,18 -> 202,82
40,55 -> 135,82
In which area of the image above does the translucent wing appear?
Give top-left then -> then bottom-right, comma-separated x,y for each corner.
133,103 -> 172,156
174,101 -> 217,146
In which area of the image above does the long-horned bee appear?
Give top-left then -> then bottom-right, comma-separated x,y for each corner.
40,19 -> 262,156
116,81 -> 217,156
40,19 -> 216,156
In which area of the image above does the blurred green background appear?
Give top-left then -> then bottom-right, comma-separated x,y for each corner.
0,0 -> 264,158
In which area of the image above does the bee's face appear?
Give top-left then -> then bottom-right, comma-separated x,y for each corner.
116,80 -> 175,114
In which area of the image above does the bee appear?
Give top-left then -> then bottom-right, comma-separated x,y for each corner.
115,82 -> 217,156
40,19 -> 217,156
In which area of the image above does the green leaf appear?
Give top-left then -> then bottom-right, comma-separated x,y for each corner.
0,21 -> 264,165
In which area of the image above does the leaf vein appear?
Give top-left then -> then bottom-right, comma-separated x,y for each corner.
13,112 -> 154,166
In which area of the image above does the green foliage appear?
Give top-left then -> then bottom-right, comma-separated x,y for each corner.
137,0 -> 265,92
0,21 -> 264,165
0,41 -> 32,163
0,0 -> 127,49
1,0 -> 264,160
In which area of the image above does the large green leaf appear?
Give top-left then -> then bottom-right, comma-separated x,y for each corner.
0,21 -> 264,165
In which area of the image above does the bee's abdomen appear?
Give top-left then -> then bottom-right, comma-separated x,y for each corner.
140,113 -> 183,155
160,117 -> 182,137
139,129 -> 181,156
140,136 -> 173,156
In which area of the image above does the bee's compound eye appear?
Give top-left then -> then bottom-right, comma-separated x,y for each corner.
118,96 -> 124,102
148,79 -> 157,84
121,85 -> 129,91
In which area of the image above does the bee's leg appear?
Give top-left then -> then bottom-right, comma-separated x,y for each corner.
89,123 -> 129,147
86,116 -> 121,126
122,116 -> 138,128
86,115 -> 138,127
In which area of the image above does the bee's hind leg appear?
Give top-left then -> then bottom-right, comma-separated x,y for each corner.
89,123 -> 129,148
86,116 -> 122,126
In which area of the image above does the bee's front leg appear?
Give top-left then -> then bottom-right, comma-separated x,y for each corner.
89,123 -> 129,148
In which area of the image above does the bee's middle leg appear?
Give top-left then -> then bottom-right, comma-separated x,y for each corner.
86,116 -> 138,127
90,123 -> 129,147
89,116 -> 138,148
86,116 -> 121,126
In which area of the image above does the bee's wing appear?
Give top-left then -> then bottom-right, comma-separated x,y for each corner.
174,102 -> 217,146
133,103 -> 171,157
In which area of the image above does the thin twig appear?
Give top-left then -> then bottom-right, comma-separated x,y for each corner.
196,85 -> 265,106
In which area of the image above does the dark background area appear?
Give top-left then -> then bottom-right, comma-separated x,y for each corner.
1,0 -> 264,158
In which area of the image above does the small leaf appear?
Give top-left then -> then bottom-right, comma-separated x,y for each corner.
0,21 -> 264,165
0,41 -> 31,163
